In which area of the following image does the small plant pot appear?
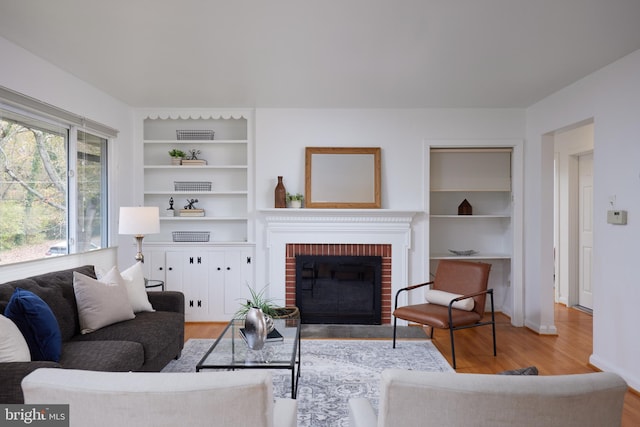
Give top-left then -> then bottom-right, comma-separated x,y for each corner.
288,200 -> 302,208
171,158 -> 182,165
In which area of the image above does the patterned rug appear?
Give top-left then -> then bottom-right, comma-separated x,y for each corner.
162,339 -> 453,426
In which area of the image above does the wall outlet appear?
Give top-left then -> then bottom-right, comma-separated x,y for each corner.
607,210 -> 627,225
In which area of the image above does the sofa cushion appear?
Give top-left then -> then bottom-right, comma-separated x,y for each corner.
60,341 -> 144,372
71,310 -> 184,365
424,289 -> 475,311
4,288 -> 62,362
0,314 -> 31,362
73,271 -> 135,334
1,265 -> 98,341
120,262 -> 155,313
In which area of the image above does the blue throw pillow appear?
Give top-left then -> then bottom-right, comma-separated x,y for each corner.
4,288 -> 62,362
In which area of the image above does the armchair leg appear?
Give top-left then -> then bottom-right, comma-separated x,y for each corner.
392,317 -> 397,348
449,327 -> 457,369
492,320 -> 497,356
490,290 -> 497,357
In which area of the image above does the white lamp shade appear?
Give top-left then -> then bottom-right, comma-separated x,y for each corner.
118,207 -> 160,235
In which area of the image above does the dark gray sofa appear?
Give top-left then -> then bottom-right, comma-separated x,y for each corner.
0,265 -> 185,403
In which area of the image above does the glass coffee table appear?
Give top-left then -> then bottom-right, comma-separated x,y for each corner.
196,317 -> 301,398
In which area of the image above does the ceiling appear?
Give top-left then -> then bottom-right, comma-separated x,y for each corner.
1,0 -> 640,108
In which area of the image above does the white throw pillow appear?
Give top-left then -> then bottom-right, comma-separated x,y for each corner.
73,269 -> 135,334
121,262 -> 155,313
425,289 -> 475,311
0,314 -> 31,362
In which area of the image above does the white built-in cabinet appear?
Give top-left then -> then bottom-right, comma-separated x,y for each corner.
144,246 -> 254,321
427,143 -> 522,318
135,109 -> 255,321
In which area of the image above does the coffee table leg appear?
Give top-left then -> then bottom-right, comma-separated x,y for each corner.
292,332 -> 301,398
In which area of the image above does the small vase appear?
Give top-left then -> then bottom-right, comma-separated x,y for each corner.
244,307 -> 267,350
275,176 -> 286,208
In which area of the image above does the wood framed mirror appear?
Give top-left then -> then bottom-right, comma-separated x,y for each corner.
305,147 -> 381,208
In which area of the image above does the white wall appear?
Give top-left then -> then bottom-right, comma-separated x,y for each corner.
254,108 -> 525,308
0,36 -> 137,275
527,49 -> 640,389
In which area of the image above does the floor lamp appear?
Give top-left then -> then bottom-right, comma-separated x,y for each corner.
118,206 -> 160,263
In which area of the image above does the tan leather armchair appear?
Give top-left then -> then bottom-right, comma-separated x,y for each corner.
392,259 -> 496,369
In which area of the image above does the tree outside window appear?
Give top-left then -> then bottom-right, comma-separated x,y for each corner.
0,110 -> 107,264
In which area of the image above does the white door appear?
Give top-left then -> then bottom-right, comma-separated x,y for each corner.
578,153 -> 594,309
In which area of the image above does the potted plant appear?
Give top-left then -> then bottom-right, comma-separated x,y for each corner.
235,285 -> 300,328
286,192 -> 304,208
168,149 -> 186,165
235,285 -> 280,319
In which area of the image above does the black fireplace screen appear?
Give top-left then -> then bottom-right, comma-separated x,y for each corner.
295,255 -> 382,324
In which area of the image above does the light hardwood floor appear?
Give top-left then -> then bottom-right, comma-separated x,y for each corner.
184,304 -> 640,426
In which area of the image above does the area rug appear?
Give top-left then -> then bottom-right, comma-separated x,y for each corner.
301,324 -> 428,339
162,339 -> 453,426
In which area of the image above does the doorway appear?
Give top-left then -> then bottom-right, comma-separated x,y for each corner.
553,122 -> 594,312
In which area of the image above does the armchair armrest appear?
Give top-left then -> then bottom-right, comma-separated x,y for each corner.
450,288 -> 493,303
0,361 -> 60,403
349,398 -> 378,427
147,291 -> 184,314
448,289 -> 494,313
274,398 -> 298,427
394,281 -> 433,310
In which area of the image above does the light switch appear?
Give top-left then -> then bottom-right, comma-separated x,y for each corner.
607,210 -> 627,225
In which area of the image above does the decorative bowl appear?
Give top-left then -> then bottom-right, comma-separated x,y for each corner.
448,249 -> 478,256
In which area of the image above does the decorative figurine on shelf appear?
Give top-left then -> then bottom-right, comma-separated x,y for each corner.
458,199 -> 472,215
179,198 -> 205,217
184,198 -> 199,209
181,149 -> 207,165
187,149 -> 201,160
166,197 -> 175,216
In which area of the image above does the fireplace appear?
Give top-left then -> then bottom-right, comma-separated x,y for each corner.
263,209 -> 416,325
285,243 -> 392,324
295,255 -> 382,324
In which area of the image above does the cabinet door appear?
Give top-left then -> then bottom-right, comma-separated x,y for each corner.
208,251 -> 226,320
144,250 -> 166,283
222,250 -> 245,317
208,248 -> 255,320
166,251 -> 209,321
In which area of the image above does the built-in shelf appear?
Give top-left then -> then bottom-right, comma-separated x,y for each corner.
139,109 -> 253,244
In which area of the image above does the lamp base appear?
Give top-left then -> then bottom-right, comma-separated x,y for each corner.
134,235 -> 145,263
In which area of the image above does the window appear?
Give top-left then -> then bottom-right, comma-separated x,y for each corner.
0,108 -> 108,264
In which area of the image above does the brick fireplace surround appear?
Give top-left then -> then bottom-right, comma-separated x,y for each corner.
285,243 -> 392,324
262,209 -> 416,325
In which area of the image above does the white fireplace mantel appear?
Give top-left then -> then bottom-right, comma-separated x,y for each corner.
260,209 -> 418,310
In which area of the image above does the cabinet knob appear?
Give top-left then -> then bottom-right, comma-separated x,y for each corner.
217,267 -> 221,271
158,267 -> 163,271
226,267 -> 231,271
168,267 -> 173,271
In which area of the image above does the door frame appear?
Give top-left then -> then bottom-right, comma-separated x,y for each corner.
552,121 -> 594,308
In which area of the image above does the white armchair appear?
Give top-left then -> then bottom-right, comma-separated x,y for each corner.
349,369 -> 627,427
23,368 -> 297,427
